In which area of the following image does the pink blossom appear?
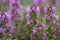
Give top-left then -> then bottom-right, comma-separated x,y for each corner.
25,13 -> 30,19
32,27 -> 37,34
35,7 -> 40,15
26,7 -> 32,13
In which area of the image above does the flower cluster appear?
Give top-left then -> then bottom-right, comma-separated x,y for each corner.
0,0 -> 60,40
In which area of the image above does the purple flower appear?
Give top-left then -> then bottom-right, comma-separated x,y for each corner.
2,0 -> 8,3
44,7 -> 47,13
5,23 -> 11,28
10,26 -> 15,29
13,16 -> 18,24
42,24 -> 48,30
35,7 -> 40,15
0,15 -> 1,18
2,15 -> 6,19
26,7 -> 32,13
52,19 -> 57,24
33,0 -> 45,5
47,16 -> 50,20
9,0 -> 22,14
8,29 -> 14,34
9,0 -> 15,9
5,11 -> 12,22
50,13 -> 59,20
32,6 -> 36,11
59,29 -> 60,32
32,27 -> 37,34
43,33 -> 46,39
0,28 -> 6,33
53,35 -> 56,39
52,6 -> 56,11
25,13 -> 30,19
26,19 -> 32,25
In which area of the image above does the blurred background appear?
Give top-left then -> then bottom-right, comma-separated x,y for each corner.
0,0 -> 60,40
0,0 -> 60,21
0,0 -> 60,11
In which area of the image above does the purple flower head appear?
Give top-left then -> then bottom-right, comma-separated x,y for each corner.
52,6 -> 56,11
9,0 -> 22,14
10,26 -> 15,29
53,35 -> 56,39
42,24 -> 48,29
9,0 -> 15,9
47,16 -> 50,20
33,0 -> 45,6
32,27 -> 37,34
8,29 -> 14,34
15,0 -> 21,5
44,7 -> 47,13
0,28 -> 6,33
26,19 -> 32,25
13,16 -> 18,24
25,13 -> 30,19
32,6 -> 36,11
2,0 -> 8,3
0,15 -> 1,18
16,8 -> 21,14
35,7 -> 40,15
5,22 -> 15,29
59,29 -> 60,32
50,13 -> 59,20
43,33 -> 46,39
52,19 -> 57,24
36,21 -> 41,27
26,7 -> 32,13
5,23 -> 11,28
5,11 -> 12,20
2,14 -> 6,19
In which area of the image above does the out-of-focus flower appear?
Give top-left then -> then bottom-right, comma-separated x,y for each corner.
9,0 -> 23,25
25,13 -> 30,19
59,29 -> 60,32
52,6 -> 56,11
5,11 -> 12,20
5,23 -> 11,28
53,35 -> 56,39
33,0 -> 45,6
9,0 -> 15,9
44,7 -> 47,13
5,22 -> 15,29
26,19 -> 32,25
0,15 -> 1,18
2,0 -> 8,3
0,0 -> 8,4
13,16 -> 18,24
8,29 -> 14,34
32,27 -> 37,34
50,13 -> 59,20
0,28 -> 6,33
10,26 -> 15,29
52,19 -> 57,24
42,23 -> 49,30
9,0 -> 22,14
35,7 -> 40,15
47,16 -> 50,20
43,33 -> 46,39
26,7 -> 32,13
